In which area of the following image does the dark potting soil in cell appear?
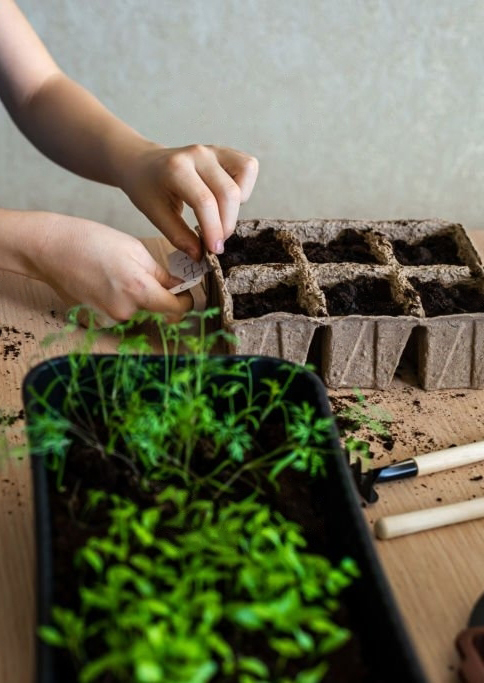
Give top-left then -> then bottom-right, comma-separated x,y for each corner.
232,283 -> 306,319
303,229 -> 378,264
218,228 -> 292,275
325,277 -> 404,316
409,278 -> 484,316
392,233 -> 464,265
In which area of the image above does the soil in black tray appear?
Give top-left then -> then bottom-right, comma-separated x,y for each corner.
46,424 -> 376,683
232,283 -> 306,319
324,277 -> 404,316
409,278 -> 484,316
392,233 -> 465,265
303,229 -> 378,264
218,228 -> 292,275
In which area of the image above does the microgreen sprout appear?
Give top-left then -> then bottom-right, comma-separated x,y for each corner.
338,388 -> 392,437
42,488 -> 359,683
27,307 -> 359,681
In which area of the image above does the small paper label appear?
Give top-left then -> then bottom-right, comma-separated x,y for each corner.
168,250 -> 211,294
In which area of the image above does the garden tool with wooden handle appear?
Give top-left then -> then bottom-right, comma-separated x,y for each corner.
351,440 -> 484,503
374,496 -> 484,539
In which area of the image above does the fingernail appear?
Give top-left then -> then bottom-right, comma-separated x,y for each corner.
214,239 -> 225,255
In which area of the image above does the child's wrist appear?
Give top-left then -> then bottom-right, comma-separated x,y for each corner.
0,209 -> 55,280
108,133 -> 161,192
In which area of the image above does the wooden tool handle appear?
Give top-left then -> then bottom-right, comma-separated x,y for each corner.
415,441 -> 484,476
375,497 -> 484,539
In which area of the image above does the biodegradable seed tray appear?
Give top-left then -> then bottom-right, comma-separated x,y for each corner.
206,219 -> 484,389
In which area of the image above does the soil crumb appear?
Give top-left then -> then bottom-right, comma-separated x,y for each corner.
409,278 -> 484,316
232,284 -> 306,319
324,277 -> 404,316
303,229 -> 378,264
393,233 -> 464,265
219,228 -> 291,275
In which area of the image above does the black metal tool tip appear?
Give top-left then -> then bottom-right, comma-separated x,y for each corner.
350,456 -> 419,503
349,457 -> 381,503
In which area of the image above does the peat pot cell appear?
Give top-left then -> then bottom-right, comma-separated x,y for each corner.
218,228 -> 292,275
324,276 -> 405,316
232,283 -> 307,319
409,278 -> 484,317
392,233 -> 465,266
303,229 -> 378,264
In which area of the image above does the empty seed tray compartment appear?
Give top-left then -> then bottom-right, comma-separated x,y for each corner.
207,219 -> 484,389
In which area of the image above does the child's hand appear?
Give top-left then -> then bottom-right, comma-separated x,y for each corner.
35,216 -> 193,325
120,143 -> 259,261
0,2 -> 259,322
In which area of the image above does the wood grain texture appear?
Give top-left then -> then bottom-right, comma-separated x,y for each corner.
1,233 -> 484,683
349,231 -> 484,683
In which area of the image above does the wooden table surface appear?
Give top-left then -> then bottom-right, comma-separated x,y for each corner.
1,234 -> 484,683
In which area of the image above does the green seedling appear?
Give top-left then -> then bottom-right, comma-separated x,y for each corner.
339,388 -> 392,437
42,488 -> 358,683
27,309 -> 335,495
334,388 -> 393,464
26,307 -> 359,682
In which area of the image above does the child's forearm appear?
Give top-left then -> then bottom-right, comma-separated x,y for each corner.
0,0 -> 148,189
0,0 -> 258,258
9,73 -> 151,189
0,207 -> 54,279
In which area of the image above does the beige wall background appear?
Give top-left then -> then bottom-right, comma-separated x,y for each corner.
2,0 -> 484,237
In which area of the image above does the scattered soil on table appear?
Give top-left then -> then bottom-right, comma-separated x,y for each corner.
0,408 -> 24,426
0,325 -> 35,360
324,277 -> 404,316
409,278 -> 484,316
330,394 -> 395,458
232,283 -> 306,319
303,229 -> 379,264
392,233 -> 464,265
46,423 -> 373,683
218,228 -> 292,275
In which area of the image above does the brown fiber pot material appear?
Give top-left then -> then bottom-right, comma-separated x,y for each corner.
207,218 -> 484,390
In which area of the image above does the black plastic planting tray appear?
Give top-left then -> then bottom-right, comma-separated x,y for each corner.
24,355 -> 427,683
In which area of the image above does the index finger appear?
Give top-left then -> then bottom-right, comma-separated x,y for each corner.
215,149 -> 259,203
167,162 -> 225,254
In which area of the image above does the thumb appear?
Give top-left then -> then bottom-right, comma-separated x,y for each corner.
143,265 -> 193,317
156,266 -> 184,290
